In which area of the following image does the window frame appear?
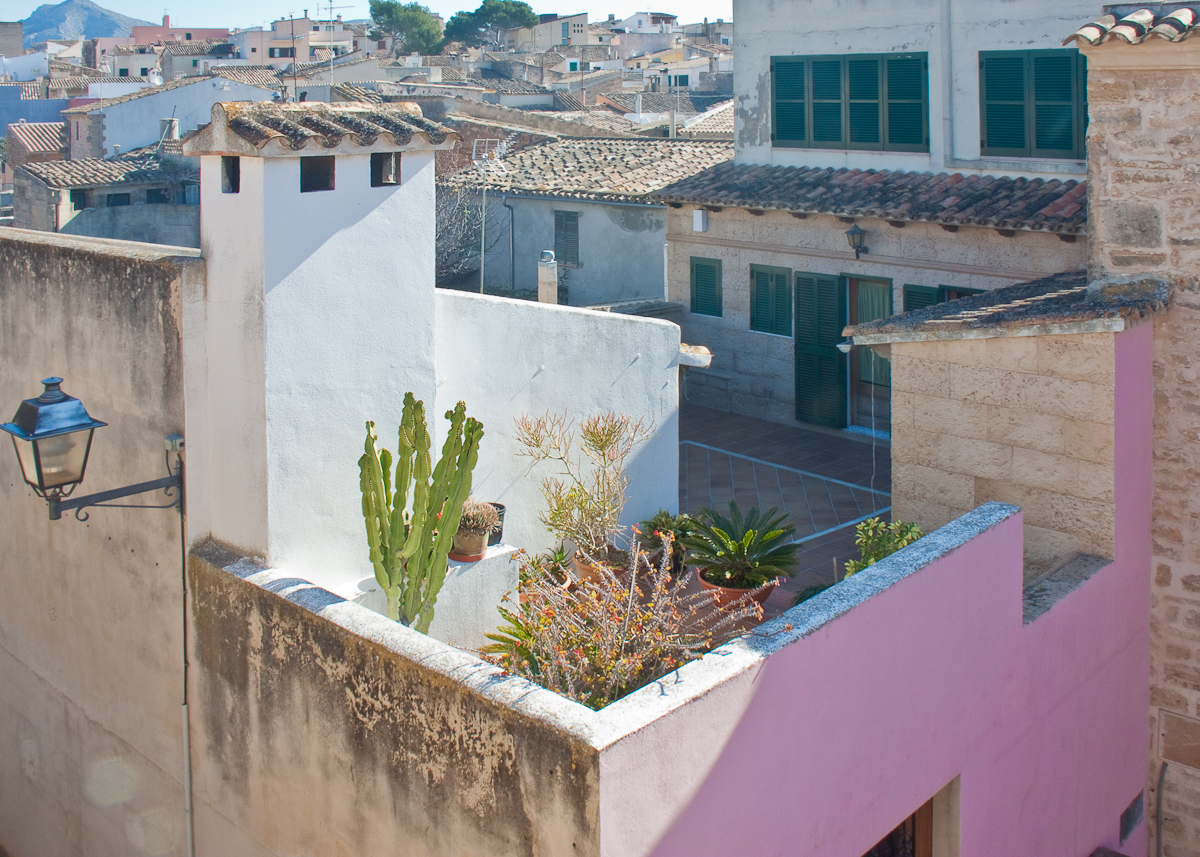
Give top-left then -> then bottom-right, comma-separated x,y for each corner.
770,52 -> 930,153
689,256 -> 723,317
749,263 -> 793,337
221,156 -> 241,194
370,152 -> 400,187
299,156 -> 336,193
553,210 -> 580,267
979,48 -> 1087,160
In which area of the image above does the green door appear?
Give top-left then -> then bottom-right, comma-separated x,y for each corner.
794,273 -> 847,428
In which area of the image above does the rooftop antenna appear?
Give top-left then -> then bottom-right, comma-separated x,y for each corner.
472,139 -> 505,294
324,0 -> 353,95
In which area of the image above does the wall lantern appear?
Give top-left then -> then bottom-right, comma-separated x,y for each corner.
1,377 -> 183,521
845,223 -> 869,259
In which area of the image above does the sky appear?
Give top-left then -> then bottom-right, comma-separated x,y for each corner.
12,1 -> 734,31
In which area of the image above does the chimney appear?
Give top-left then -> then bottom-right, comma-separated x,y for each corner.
634,92 -> 642,114
163,15 -> 169,28
160,117 -> 180,140
537,251 -> 558,304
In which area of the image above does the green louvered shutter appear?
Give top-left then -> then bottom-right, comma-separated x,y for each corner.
773,270 -> 793,337
771,58 -> 807,146
751,265 -> 792,335
884,54 -> 927,151
1031,51 -> 1084,158
554,211 -> 579,265
811,58 -> 844,145
691,257 -> 722,317
847,57 -> 881,146
903,285 -> 940,312
794,273 -> 846,428
980,52 -> 1028,156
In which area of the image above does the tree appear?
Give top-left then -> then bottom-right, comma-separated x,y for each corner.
444,0 -> 538,48
435,184 -> 508,288
368,0 -> 444,57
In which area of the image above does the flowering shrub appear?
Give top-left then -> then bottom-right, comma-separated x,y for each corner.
483,535 -> 761,710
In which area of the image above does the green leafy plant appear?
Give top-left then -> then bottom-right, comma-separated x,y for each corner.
515,410 -> 652,568
843,518 -> 924,576
685,501 -> 799,589
369,0 -> 445,56
444,0 -> 538,47
635,509 -> 695,573
358,393 -> 483,632
483,536 -> 761,710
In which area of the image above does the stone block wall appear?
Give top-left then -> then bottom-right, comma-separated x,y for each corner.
1083,39 -> 1200,856
890,332 -> 1115,581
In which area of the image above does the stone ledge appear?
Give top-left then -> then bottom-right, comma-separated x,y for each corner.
1023,553 -> 1112,625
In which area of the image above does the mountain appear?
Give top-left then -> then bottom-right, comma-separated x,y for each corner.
21,0 -> 153,47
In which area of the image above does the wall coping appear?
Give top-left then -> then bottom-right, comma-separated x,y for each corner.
0,225 -> 203,261
192,503 -> 1020,753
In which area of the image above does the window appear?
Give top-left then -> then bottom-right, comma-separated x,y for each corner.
902,284 -> 983,311
146,188 -> 171,203
185,32 -> 192,40
221,156 -> 240,194
118,67 -> 128,76
300,156 -> 335,192
371,152 -> 400,186
569,61 -> 578,71
554,211 -> 580,266
750,265 -> 792,336
673,74 -> 688,87
689,257 -> 722,317
980,49 -> 1086,159
106,193 -> 131,207
69,190 -> 87,210
269,47 -> 295,58
251,47 -> 257,52
140,67 -> 148,76
192,59 -> 199,67
378,40 -> 386,49
770,53 -> 929,152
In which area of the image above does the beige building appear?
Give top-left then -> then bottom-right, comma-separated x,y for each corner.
504,13 -> 589,51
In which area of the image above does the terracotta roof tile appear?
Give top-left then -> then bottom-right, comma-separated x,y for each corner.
656,162 -> 1088,234
442,137 -> 733,203
1065,7 -> 1200,44
19,148 -> 195,189
603,91 -> 729,114
214,101 -> 455,150
211,66 -> 284,89
680,100 -> 734,137
6,121 -> 66,155
61,74 -> 276,114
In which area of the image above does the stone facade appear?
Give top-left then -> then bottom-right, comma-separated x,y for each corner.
667,205 -> 1086,425
1083,37 -> 1200,857
889,333 -> 1115,581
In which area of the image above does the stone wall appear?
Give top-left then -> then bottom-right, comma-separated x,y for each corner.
667,205 -> 1085,426
1082,38 -> 1200,857
890,332 -> 1115,581
60,202 -> 200,248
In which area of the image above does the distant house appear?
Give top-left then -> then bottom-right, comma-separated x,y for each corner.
160,40 -> 236,81
5,121 -> 66,172
440,136 -> 732,307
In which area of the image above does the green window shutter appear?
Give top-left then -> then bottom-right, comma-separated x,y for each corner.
554,211 -> 579,265
750,265 -> 792,335
690,257 -> 722,317
847,58 -> 881,146
883,55 -> 927,150
772,58 -> 807,145
794,273 -> 847,428
981,49 -> 1084,158
902,285 -> 940,312
810,58 -> 844,145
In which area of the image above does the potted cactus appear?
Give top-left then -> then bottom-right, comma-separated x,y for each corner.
450,498 -> 501,562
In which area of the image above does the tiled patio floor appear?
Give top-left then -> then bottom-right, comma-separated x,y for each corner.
679,403 -> 892,611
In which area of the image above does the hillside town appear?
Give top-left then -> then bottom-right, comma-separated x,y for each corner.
1,1 -> 1199,856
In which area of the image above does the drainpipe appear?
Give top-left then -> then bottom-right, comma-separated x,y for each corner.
940,0 -> 954,163
501,195 -> 515,292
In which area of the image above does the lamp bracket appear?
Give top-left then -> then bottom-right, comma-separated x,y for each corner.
48,455 -> 182,521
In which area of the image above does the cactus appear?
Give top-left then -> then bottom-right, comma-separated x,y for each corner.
359,393 -> 484,633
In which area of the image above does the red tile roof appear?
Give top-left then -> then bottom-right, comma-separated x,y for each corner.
1065,7 -> 1200,45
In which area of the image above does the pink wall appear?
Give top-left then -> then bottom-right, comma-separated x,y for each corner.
600,322 -> 1152,857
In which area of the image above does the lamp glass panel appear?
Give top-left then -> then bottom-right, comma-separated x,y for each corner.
11,435 -> 40,488
34,429 -> 93,489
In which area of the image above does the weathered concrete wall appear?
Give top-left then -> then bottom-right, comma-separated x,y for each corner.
666,205 -> 1085,425
11,166 -> 59,231
0,228 -> 202,857
189,541 -> 600,857
733,0 -> 1095,178
890,332 -> 1116,580
1083,38 -> 1200,857
59,202 -> 200,247
490,196 -> 668,306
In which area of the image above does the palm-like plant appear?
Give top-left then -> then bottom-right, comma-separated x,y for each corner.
685,501 -> 799,589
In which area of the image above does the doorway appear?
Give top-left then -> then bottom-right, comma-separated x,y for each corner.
847,277 -> 892,433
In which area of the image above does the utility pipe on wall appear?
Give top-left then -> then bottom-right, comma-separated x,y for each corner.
940,0 -> 954,163
502,196 -> 515,292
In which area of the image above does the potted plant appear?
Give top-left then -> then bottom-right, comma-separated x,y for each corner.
636,509 -> 695,574
684,501 -> 799,607
449,498 -> 501,563
515,410 -> 652,583
487,502 -> 506,546
793,517 -> 924,606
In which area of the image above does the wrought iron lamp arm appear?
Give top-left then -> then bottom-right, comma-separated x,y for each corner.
48,456 -> 183,521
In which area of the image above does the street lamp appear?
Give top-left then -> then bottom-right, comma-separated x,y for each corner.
1,377 -> 183,521
845,223 -> 869,259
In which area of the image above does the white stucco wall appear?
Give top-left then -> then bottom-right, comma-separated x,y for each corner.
733,0 -> 1096,178
434,290 -> 680,555
489,196 -> 667,306
93,80 -> 275,156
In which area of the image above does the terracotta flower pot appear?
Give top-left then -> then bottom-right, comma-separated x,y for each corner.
449,529 -> 488,563
695,570 -> 777,609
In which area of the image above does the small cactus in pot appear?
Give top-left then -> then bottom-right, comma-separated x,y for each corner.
449,498 -> 501,562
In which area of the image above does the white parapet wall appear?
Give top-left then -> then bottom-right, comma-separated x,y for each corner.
433,290 -> 682,555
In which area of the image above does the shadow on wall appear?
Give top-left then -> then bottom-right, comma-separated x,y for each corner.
59,203 -> 200,249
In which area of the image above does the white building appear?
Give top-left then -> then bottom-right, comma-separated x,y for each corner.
617,12 -> 680,34
503,13 -> 589,51
230,17 -> 312,70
